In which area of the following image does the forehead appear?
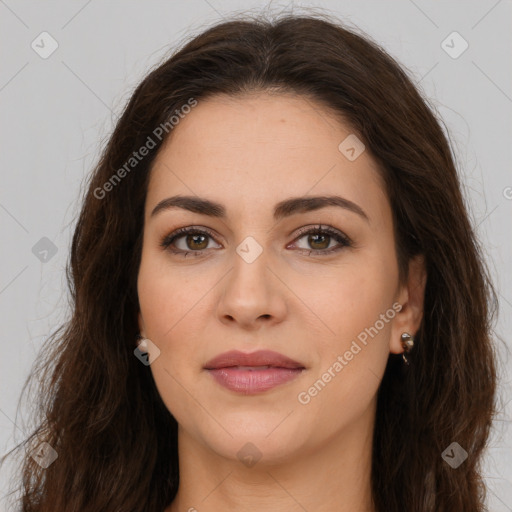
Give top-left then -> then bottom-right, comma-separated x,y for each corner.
146,92 -> 389,225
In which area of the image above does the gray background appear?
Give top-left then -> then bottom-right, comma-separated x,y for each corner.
1,0 -> 511,510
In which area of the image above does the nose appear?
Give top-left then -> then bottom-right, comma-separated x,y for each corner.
216,246 -> 288,331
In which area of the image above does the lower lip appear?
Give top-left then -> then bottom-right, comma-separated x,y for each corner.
206,367 -> 304,394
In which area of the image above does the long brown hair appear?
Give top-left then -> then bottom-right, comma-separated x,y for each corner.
2,12 -> 498,511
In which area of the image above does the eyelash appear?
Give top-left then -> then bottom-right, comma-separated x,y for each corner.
160,224 -> 352,258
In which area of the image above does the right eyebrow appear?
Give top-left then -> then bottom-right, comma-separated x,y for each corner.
151,196 -> 226,218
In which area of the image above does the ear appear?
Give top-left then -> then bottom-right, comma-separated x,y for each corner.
389,254 -> 427,354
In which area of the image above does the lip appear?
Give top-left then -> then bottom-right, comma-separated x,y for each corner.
204,349 -> 304,370
204,350 -> 306,395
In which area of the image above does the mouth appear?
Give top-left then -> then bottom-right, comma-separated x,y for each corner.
204,350 -> 306,395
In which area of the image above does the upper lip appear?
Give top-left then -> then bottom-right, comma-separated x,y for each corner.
204,350 -> 305,370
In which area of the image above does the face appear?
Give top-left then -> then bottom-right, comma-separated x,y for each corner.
137,92 -> 424,464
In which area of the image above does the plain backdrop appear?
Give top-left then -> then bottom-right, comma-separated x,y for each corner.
1,0 -> 511,510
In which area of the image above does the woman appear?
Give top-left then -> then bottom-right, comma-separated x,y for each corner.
4,12 -> 497,512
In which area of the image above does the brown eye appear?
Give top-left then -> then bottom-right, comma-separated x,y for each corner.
290,225 -> 352,256
307,233 -> 331,250
160,227 -> 221,256
185,233 -> 209,250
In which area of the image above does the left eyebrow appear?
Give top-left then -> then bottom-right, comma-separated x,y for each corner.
273,195 -> 370,223
150,194 -> 369,223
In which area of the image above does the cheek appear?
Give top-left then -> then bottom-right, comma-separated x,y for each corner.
138,272 -> 203,426
137,251 -> 210,414
138,263 -> 200,378
301,252 -> 398,347
300,249 -> 398,397
296,284 -> 395,435
137,250 -> 210,337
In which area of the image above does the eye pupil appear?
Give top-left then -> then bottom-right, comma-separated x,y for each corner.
187,234 -> 208,250
308,233 -> 329,250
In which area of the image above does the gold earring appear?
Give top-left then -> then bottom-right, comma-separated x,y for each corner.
401,332 -> 415,365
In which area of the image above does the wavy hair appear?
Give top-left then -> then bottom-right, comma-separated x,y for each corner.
2,12 -> 498,512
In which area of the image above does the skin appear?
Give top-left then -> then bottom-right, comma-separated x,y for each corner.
137,92 -> 427,512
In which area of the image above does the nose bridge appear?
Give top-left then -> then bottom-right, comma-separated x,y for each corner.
232,236 -> 269,289
216,235 -> 287,328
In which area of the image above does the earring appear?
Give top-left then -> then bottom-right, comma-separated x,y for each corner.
401,332 -> 415,365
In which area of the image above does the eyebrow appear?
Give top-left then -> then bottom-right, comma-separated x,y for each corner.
150,195 -> 369,223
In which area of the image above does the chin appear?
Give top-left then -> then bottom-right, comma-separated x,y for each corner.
195,412 -> 311,465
